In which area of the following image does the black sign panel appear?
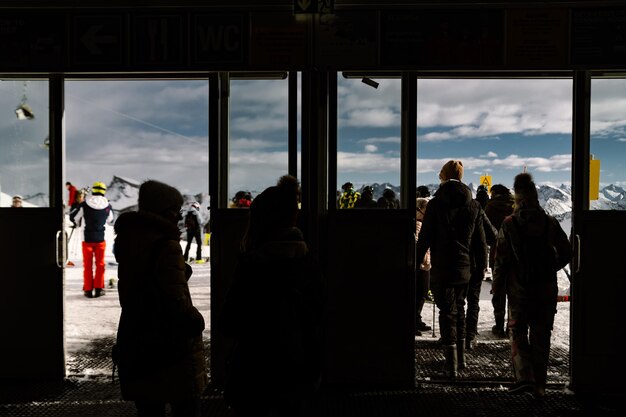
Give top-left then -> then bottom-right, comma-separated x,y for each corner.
0,11 -> 64,70
133,13 -> 185,67
72,14 -> 126,67
381,9 -> 504,67
192,14 -> 247,65
571,7 -> 626,66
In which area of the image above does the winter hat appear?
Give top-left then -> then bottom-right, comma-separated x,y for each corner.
138,180 -> 183,214
513,172 -> 539,203
490,184 -> 510,196
439,160 -> 464,182
416,185 -> 430,198
92,181 -> 107,196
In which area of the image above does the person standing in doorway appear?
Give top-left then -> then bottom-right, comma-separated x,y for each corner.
415,160 -> 487,379
70,181 -> 114,298
113,179 -> 207,417
485,183 -> 515,336
183,202 -> 204,264
492,173 -> 571,398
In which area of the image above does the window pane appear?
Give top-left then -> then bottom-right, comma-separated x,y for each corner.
229,78 -> 289,207
416,79 -> 572,215
590,78 -> 626,211
337,76 -> 402,208
0,79 -> 49,208
66,80 -> 209,214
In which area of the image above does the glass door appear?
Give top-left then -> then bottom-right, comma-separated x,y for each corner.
0,76 -> 65,378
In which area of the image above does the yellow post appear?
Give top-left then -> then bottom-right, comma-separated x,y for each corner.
589,157 -> 600,201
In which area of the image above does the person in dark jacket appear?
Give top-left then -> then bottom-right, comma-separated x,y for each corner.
492,173 -> 571,399
377,188 -> 400,209
183,201 -> 204,263
113,180 -> 208,417
485,183 -> 515,337
464,209 -> 497,350
415,160 -> 487,379
70,181 -> 114,298
220,179 -> 323,417
354,185 -> 377,209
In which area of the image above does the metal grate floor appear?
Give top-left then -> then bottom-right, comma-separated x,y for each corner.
0,336 -> 621,417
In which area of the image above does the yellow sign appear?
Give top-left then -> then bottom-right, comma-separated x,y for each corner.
479,175 -> 492,192
589,158 -> 600,201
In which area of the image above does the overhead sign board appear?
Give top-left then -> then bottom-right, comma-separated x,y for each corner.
133,13 -> 185,67
293,0 -> 319,14
71,14 -> 126,67
192,14 -> 247,65
506,8 -> 568,67
0,11 -> 64,70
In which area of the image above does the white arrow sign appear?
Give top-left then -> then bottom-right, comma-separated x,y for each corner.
80,25 -> 117,55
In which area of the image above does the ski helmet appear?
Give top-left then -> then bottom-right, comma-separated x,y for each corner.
92,181 -> 107,196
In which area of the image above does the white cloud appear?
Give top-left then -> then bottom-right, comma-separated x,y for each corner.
359,136 -> 400,144
364,144 -> 378,152
230,138 -> 285,150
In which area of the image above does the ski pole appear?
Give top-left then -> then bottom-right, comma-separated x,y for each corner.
432,292 -> 436,338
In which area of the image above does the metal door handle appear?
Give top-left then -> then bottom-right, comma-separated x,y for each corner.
56,230 -> 67,268
575,234 -> 581,273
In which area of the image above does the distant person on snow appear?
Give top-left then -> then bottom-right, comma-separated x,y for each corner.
183,202 -> 204,264
354,186 -> 377,209
66,181 -> 78,212
338,182 -> 360,209
377,188 -> 400,209
11,195 -> 23,208
492,172 -> 571,399
70,181 -> 114,298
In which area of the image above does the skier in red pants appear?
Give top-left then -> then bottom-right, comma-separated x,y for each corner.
70,181 -> 114,298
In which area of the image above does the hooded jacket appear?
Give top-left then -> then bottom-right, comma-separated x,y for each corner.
70,195 -> 114,242
415,180 -> 487,286
113,210 -> 207,401
492,204 -> 572,305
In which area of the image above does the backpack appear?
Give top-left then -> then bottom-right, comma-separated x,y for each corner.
511,215 -> 559,284
185,210 -> 199,230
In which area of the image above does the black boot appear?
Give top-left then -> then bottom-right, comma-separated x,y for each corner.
83,290 -> 93,298
442,344 -> 458,379
457,341 -> 466,371
94,288 -> 106,298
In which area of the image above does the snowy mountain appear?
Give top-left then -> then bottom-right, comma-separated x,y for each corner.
104,176 -> 210,224
105,176 -> 141,214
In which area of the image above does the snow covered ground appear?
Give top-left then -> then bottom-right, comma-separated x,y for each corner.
63,221 -> 571,358
64,222 -> 211,355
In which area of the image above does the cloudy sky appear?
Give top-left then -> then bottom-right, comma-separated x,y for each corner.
1,76 -> 625,205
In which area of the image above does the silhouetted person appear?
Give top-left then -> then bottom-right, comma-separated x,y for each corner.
485,183 -> 515,336
377,188 -> 400,208
465,208 -> 497,350
415,197 -> 432,335
476,185 -> 489,209
113,179 -> 207,417
183,202 -> 204,263
354,185 -> 377,208
220,179 -> 323,417
415,160 -> 487,379
416,185 -> 431,198
492,173 -> 571,399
